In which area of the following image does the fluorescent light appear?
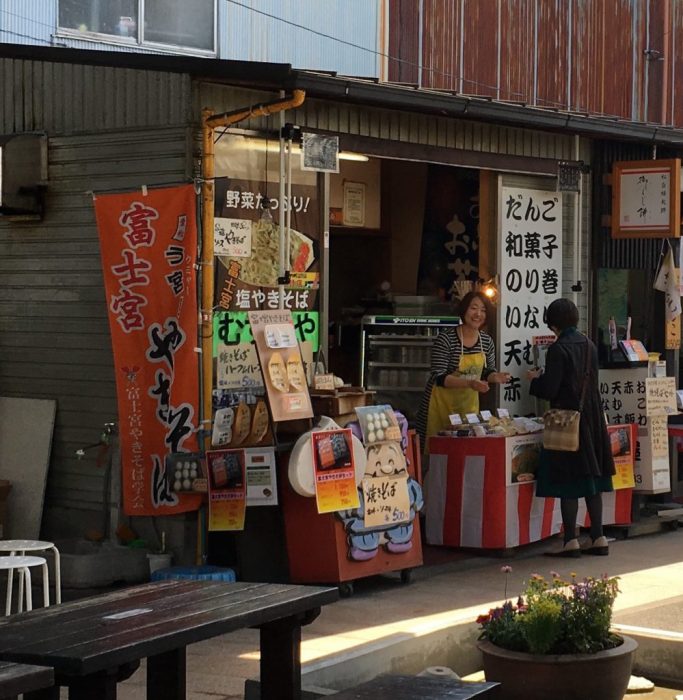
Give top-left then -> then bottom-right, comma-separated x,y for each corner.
245,140 -> 369,162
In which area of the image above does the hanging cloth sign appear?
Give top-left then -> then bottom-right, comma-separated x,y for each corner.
94,184 -> 201,515
654,241 -> 682,321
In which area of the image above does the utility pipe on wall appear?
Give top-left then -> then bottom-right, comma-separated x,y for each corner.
200,90 -> 306,447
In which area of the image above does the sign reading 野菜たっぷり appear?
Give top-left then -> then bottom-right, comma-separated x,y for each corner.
212,134 -> 319,314
94,185 -> 202,516
498,188 -> 562,416
611,159 -> 681,239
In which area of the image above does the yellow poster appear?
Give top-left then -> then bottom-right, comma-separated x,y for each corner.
207,449 -> 247,531
312,429 -> 360,514
607,424 -> 636,490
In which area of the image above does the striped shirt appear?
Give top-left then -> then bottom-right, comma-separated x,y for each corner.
416,328 -> 497,449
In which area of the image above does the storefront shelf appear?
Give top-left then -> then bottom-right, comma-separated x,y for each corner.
367,361 -> 431,369
366,385 -> 424,392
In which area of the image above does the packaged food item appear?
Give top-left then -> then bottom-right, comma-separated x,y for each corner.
250,400 -> 269,443
286,355 -> 306,392
268,352 -> 289,392
211,457 -> 228,488
232,402 -> 251,445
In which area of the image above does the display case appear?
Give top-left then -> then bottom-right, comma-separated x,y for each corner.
359,315 -> 460,421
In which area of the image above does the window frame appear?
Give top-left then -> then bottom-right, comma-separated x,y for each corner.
56,0 -> 218,57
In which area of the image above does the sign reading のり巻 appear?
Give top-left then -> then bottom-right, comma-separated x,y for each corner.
498,187 -> 562,416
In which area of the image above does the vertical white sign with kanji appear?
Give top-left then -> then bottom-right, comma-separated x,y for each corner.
598,367 -> 671,493
498,188 -> 562,415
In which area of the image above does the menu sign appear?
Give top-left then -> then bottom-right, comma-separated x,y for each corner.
498,188 -> 562,415
599,367 -> 670,493
645,377 -> 677,416
248,310 -> 313,422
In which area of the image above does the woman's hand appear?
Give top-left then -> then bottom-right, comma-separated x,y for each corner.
487,371 -> 511,385
526,368 -> 543,381
469,379 -> 490,393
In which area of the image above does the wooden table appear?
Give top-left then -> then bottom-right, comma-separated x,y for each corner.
0,580 -> 337,700
0,660 -> 53,699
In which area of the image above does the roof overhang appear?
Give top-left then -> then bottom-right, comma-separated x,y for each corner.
3,42 -> 683,147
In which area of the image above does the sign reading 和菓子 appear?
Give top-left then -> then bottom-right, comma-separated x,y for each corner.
498,187 -> 563,417
94,185 -> 201,515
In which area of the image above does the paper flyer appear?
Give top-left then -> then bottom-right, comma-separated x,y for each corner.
206,449 -> 247,531
311,429 -> 360,514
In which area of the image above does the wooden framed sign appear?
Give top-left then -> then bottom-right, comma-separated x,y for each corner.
611,159 -> 681,238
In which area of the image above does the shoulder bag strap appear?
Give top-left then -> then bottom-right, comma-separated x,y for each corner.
578,338 -> 591,411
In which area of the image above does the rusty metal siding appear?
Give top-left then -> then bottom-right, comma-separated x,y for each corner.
390,0 -> 682,127
388,0 -> 419,84
0,58 -> 192,134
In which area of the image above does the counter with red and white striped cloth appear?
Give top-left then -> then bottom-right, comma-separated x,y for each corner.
425,435 -> 632,549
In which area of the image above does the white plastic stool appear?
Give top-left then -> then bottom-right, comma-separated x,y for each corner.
0,540 -> 61,605
0,556 -> 49,614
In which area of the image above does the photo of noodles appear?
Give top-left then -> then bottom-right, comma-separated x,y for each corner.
219,220 -> 314,287
511,442 -> 540,483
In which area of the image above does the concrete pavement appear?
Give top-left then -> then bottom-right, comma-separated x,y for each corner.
103,527 -> 683,697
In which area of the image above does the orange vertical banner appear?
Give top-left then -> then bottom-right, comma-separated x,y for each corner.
94,185 -> 202,515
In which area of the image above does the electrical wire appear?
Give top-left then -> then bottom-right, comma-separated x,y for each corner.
0,28 -> 59,46
225,0 -> 513,97
224,0 -> 671,125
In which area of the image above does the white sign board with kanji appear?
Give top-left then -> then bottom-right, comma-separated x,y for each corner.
498,188 -> 562,416
599,367 -> 670,493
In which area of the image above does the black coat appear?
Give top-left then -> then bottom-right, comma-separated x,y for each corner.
530,329 -> 615,483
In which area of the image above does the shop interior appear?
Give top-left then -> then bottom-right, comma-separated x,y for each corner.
328,156 -> 494,421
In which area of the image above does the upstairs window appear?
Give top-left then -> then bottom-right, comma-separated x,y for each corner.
58,0 -> 215,54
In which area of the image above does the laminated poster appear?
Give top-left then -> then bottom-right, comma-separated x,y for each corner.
607,424 -> 636,490
206,449 -> 247,531
311,429 -> 359,514
248,310 -> 313,422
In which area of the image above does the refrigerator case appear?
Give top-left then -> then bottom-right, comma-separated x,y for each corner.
360,315 -> 461,422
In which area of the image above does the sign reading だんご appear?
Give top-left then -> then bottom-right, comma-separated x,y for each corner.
498,188 -> 562,416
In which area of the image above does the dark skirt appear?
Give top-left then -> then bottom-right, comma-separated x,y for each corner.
535,447 -> 614,499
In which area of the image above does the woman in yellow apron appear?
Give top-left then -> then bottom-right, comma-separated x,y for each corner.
417,292 -> 510,452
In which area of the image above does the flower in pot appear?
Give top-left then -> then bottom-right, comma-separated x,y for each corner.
476,567 -> 637,700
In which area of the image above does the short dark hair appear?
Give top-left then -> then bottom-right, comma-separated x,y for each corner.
457,291 -> 492,322
546,298 -> 579,331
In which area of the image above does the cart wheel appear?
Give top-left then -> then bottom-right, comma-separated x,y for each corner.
400,568 -> 412,585
338,582 -> 354,598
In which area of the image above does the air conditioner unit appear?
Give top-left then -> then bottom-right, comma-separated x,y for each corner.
0,133 -> 48,218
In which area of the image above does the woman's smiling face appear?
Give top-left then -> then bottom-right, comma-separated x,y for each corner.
464,297 -> 487,329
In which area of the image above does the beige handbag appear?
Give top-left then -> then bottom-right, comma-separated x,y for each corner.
542,409 -> 581,451
542,342 -> 590,452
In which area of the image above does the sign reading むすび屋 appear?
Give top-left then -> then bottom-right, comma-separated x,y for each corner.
498,188 -> 562,416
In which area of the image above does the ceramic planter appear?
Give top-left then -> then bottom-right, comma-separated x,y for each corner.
477,635 -> 637,700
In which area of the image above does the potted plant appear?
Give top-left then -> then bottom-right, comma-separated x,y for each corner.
476,567 -> 637,700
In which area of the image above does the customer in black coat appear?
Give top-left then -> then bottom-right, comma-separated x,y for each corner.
527,298 -> 616,557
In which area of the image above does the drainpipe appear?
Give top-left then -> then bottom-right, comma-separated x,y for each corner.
200,89 -> 307,448
200,108 -> 215,457
205,89 -> 306,129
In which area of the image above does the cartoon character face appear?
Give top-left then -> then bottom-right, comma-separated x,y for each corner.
364,442 -> 407,478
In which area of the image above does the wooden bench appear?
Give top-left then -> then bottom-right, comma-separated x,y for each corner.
0,579 -> 338,700
326,675 -> 500,699
0,660 -> 53,700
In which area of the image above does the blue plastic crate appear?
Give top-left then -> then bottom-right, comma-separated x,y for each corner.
151,565 -> 236,582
